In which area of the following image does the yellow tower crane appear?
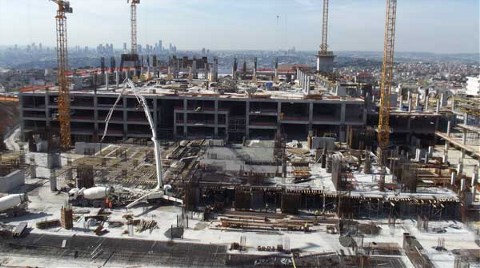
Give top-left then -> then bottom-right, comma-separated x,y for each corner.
378,0 -> 397,189
50,0 -> 73,150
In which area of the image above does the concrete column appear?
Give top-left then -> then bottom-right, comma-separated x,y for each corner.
308,102 -> 313,131
153,98 -> 158,131
340,103 -> 346,124
474,165 -> 480,198
398,94 -> 403,110
123,96 -> 128,138
447,120 -> 451,136
245,101 -> 250,138
435,98 -> 440,113
450,170 -> 456,186
192,60 -> 197,79
277,102 -> 282,136
425,95 -> 429,111
472,165 -> 478,187
214,99 -> 219,137
415,149 -> 421,161
458,158 -> 463,175
339,125 -> 346,143
115,71 -> 119,88
443,142 -> 449,163
49,170 -> 57,192
462,130 -> 467,145
183,98 -> 188,137
173,111 -> 177,137
105,73 -> 109,90
18,95 -> 24,140
415,94 -> 419,110
464,113 -> 468,124
94,95 -> 98,135
305,77 -> 310,94
30,158 -> 36,179
407,91 -> 412,112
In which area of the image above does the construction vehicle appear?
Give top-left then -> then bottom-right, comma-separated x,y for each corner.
0,193 -> 29,217
103,79 -> 183,209
68,186 -> 114,207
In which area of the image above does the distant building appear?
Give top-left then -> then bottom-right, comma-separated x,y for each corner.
465,75 -> 479,96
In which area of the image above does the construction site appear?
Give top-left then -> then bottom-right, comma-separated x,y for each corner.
0,0 -> 479,267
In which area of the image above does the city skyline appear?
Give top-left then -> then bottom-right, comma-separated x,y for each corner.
0,0 -> 478,54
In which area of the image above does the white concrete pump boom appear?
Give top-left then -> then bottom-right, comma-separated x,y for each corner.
102,79 -> 163,190
126,79 -> 164,191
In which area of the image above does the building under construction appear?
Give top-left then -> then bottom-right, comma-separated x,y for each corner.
3,0 -> 479,267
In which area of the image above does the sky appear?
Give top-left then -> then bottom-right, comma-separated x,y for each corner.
0,0 -> 478,53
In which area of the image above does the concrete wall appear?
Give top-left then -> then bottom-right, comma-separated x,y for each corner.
311,137 -> 336,150
0,170 -> 25,193
74,142 -> 103,155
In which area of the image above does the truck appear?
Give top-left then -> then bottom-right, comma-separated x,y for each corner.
68,186 -> 114,207
0,193 -> 29,217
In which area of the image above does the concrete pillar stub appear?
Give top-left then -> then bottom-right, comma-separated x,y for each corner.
450,171 -> 456,186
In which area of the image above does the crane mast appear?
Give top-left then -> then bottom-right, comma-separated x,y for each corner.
320,0 -> 329,54
52,0 -> 73,150
378,0 -> 397,168
129,0 -> 140,54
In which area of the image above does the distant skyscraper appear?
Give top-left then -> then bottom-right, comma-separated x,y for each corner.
158,40 -> 163,52
123,42 -> 127,53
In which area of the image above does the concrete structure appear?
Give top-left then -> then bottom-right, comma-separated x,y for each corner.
0,170 -> 25,193
19,82 -> 367,143
316,52 -> 335,73
465,75 -> 480,96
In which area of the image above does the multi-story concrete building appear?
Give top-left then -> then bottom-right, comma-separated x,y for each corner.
19,81 -> 366,144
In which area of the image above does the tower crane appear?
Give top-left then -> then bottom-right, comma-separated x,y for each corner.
50,0 -> 73,150
128,0 -> 140,54
377,0 -> 397,188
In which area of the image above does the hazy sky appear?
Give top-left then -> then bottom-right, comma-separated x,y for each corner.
0,0 -> 478,53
